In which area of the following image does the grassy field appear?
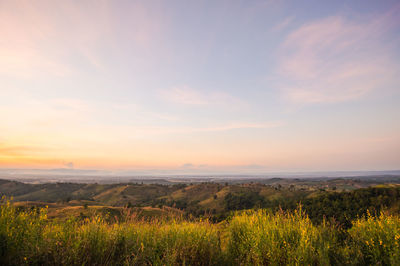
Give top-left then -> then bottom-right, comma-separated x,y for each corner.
1,198 -> 400,265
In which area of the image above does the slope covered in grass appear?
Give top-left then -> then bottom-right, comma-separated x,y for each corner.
1,199 -> 400,265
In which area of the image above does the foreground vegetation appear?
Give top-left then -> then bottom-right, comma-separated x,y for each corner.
1,199 -> 400,265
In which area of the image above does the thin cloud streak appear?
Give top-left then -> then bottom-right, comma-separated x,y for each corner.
159,86 -> 246,107
124,121 -> 284,136
271,16 -> 295,32
0,144 -> 45,157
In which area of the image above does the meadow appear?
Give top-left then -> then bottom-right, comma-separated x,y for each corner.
1,198 -> 400,265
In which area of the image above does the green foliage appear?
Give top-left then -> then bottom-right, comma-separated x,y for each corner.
0,198 -> 223,265
226,209 -> 335,265
299,186 -> 400,227
224,192 -> 263,211
348,212 -> 400,265
1,197 -> 400,265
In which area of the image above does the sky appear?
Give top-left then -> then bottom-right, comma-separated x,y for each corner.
1,0 -> 400,174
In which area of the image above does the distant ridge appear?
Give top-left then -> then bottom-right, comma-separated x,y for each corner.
0,168 -> 399,184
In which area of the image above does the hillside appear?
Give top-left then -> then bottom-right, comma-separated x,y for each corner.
2,177 -> 400,225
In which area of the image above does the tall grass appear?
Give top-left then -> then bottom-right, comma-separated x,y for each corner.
348,212 -> 400,265
226,209 -> 340,265
0,199 -> 223,265
1,198 -> 400,265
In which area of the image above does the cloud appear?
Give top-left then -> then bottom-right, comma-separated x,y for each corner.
180,163 -> 213,171
0,144 -> 42,157
0,1 -> 166,77
0,143 -> 61,168
242,164 -> 265,169
191,122 -> 283,133
63,161 -> 74,169
0,97 -> 91,131
271,16 -> 295,32
160,86 -> 246,107
123,121 -> 284,136
0,1 -> 76,77
276,8 -> 400,104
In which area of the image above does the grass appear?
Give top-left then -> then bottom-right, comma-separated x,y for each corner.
226,209 -> 333,265
1,198 -> 400,265
348,212 -> 400,265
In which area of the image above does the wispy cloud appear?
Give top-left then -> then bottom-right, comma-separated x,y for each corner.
271,16 -> 295,32
160,86 -> 246,107
0,97 -> 90,130
0,144 -> 43,157
111,103 -> 180,122
123,121 -> 284,136
0,1 -> 166,77
0,142 -> 79,168
0,1 -> 75,77
62,161 -> 74,169
276,8 -> 400,104
181,163 -> 194,168
190,122 -> 284,133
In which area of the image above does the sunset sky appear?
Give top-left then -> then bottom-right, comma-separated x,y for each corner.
1,0 -> 399,174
